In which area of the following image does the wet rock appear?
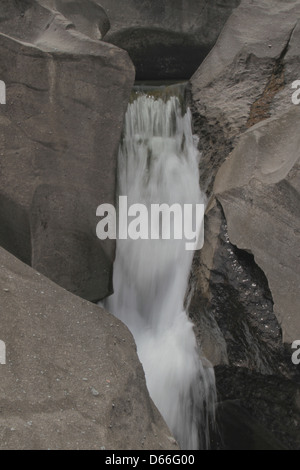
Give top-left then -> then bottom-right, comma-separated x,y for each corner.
214,366 -> 300,450
188,201 -> 288,375
212,400 -> 287,450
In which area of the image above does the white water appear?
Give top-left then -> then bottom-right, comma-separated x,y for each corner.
105,88 -> 216,450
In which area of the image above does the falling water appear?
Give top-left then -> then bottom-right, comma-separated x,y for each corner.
104,85 -> 216,450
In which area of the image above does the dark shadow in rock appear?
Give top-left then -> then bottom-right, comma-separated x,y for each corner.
214,366 -> 300,450
0,192 -> 31,265
30,184 -> 114,301
212,400 -> 287,450
188,201 -> 289,376
100,0 -> 241,80
106,28 -> 211,80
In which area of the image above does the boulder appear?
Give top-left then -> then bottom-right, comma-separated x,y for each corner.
188,200 -> 286,374
98,0 -> 241,79
190,0 -> 300,194
0,0 -> 110,41
214,106 -> 300,344
188,0 -> 300,449
0,246 -> 178,450
0,0 -> 135,301
189,0 -> 300,354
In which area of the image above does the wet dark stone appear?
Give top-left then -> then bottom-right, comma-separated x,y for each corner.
213,366 -> 300,450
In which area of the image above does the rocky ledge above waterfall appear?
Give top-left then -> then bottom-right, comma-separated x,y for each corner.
98,0 -> 241,80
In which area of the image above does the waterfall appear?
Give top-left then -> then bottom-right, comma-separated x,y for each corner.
104,84 -> 216,450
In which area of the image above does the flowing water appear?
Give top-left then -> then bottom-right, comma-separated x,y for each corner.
104,85 -> 216,450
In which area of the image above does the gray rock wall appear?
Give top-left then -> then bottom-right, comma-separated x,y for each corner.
189,0 -> 300,449
190,0 -> 300,350
0,0 -> 135,301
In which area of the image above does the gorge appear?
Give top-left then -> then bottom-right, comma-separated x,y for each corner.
0,0 -> 300,451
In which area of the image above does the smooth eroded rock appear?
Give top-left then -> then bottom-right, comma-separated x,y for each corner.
190,0 -> 300,194
188,0 -> 300,449
214,106 -> 300,344
99,0 -> 241,79
0,0 -> 135,301
189,0 -> 300,351
0,247 -> 178,450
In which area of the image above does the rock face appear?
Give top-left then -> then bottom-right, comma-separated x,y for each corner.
0,0 -> 110,41
213,367 -> 300,450
189,0 -> 300,449
98,0 -> 241,79
214,106 -> 300,344
0,247 -> 178,450
190,0 -> 300,194
0,0 -> 135,301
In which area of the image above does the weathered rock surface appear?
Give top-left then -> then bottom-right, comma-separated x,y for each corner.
189,0 -> 300,449
0,0 -> 110,42
191,0 -> 300,194
190,0 -> 300,355
98,0 -> 241,79
0,0 -> 135,301
188,201 -> 286,374
214,106 -> 300,344
0,247 -> 178,450
214,366 -> 300,450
